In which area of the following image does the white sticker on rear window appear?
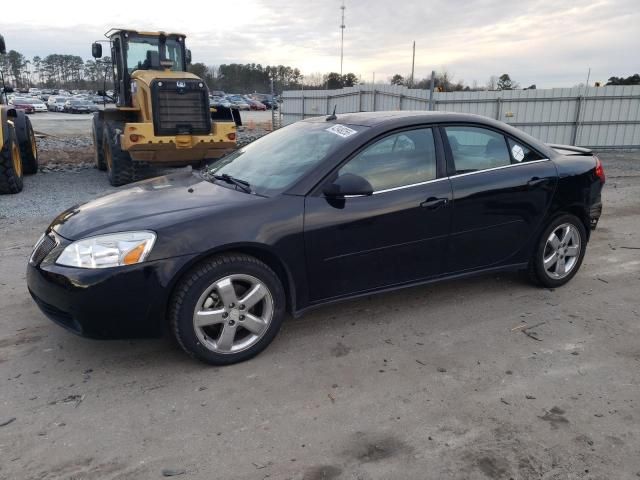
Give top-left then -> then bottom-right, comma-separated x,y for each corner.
511,144 -> 525,162
326,124 -> 357,138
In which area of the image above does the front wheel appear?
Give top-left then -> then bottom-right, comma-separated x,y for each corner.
169,253 -> 286,365
528,214 -> 587,288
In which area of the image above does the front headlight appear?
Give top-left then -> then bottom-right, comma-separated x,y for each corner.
56,231 -> 156,269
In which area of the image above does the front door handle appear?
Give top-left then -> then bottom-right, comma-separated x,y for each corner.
527,177 -> 547,188
421,197 -> 449,210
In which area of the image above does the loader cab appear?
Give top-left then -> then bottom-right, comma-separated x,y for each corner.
93,29 -> 189,108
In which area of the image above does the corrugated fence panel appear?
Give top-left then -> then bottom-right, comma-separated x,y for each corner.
281,85 -> 640,147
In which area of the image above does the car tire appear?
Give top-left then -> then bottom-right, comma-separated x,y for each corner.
103,122 -> 151,186
0,125 -> 24,194
14,114 -> 38,174
528,214 -> 587,288
92,114 -> 106,171
169,253 -> 286,365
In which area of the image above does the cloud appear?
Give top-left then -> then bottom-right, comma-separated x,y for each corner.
1,0 -> 637,88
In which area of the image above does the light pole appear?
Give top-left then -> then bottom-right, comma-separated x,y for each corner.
340,1 -> 346,77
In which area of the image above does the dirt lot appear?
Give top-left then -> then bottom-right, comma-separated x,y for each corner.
0,147 -> 639,479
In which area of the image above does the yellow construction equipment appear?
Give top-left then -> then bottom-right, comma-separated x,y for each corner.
91,29 -> 239,186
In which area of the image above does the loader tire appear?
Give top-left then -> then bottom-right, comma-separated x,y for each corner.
103,122 -> 152,187
0,125 -> 24,194
14,112 -> 38,174
92,114 -> 106,171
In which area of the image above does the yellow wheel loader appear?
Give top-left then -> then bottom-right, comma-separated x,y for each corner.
91,29 -> 239,187
0,34 -> 39,194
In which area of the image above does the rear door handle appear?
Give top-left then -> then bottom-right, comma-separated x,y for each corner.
527,177 -> 547,188
421,197 -> 448,210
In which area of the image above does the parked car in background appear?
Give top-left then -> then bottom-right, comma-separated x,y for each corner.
243,96 -> 267,111
8,98 -> 36,113
16,97 -> 48,112
63,99 -> 99,113
27,112 -> 604,365
91,95 -> 107,104
251,93 -> 278,110
209,96 -> 232,109
47,96 -> 69,112
226,95 -> 251,110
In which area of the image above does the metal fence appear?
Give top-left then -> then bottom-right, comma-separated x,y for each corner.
280,84 -> 640,148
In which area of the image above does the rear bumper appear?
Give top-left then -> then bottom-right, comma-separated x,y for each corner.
590,201 -> 602,229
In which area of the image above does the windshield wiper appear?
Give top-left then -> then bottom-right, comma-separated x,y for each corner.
210,173 -> 252,193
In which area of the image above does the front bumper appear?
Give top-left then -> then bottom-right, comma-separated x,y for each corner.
27,239 -> 197,339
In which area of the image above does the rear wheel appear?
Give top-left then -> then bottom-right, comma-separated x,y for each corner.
170,253 -> 286,365
528,214 -> 587,288
0,125 -> 24,194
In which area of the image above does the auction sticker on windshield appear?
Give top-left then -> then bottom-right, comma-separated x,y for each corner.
326,124 -> 358,138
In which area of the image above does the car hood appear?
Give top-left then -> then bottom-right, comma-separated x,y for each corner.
50,171 -> 261,240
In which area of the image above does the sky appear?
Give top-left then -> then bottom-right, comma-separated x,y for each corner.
1,0 -> 638,88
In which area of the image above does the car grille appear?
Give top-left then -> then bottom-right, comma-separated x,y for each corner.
151,79 -> 211,136
30,233 -> 57,265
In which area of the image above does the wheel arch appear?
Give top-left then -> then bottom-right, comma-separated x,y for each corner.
162,243 -> 297,329
547,203 -> 591,241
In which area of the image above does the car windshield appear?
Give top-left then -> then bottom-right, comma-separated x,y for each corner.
205,121 -> 367,196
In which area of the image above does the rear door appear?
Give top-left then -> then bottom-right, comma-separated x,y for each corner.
442,125 -> 557,272
304,127 -> 452,301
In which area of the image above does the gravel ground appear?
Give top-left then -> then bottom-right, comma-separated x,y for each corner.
0,150 -> 639,479
0,128 -> 270,220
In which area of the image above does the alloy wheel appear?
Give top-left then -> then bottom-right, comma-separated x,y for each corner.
543,223 -> 581,279
192,274 -> 274,354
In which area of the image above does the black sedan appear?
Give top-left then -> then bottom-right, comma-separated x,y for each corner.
64,100 -> 99,113
27,112 -> 605,365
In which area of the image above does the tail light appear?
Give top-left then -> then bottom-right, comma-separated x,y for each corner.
227,132 -> 236,141
594,155 -> 605,184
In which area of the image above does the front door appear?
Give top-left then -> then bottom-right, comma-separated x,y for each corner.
304,127 -> 452,302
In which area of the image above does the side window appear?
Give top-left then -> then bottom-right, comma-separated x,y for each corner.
445,126 -> 511,173
507,138 -> 544,163
339,128 -> 437,192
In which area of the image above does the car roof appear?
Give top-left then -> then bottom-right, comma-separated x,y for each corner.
303,110 -> 556,158
304,110 -> 502,127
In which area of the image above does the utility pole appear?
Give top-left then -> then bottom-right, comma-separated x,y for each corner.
585,67 -> 591,88
410,41 -> 415,88
340,1 -> 346,77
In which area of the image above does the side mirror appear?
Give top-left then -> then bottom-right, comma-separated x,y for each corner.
0,35 -> 6,55
185,49 -> 192,65
323,173 -> 374,198
92,42 -> 102,59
